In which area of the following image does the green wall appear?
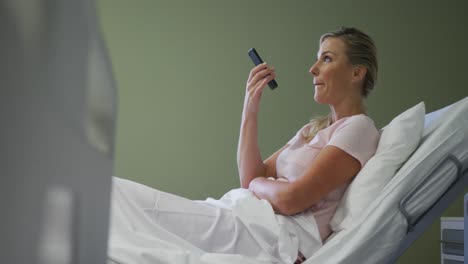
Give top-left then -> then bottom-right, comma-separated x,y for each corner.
98,0 -> 467,263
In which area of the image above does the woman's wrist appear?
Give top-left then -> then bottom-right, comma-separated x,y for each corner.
241,112 -> 258,127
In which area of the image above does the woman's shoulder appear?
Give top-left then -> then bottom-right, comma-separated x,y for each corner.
334,114 -> 379,135
341,114 -> 376,127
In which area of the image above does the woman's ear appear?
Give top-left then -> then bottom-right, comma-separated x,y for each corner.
352,65 -> 367,83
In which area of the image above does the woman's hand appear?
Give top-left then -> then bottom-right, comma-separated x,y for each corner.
243,63 -> 276,116
248,177 -> 269,201
248,176 -> 294,215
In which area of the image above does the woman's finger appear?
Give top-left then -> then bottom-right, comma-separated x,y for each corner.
253,72 -> 276,91
248,67 -> 275,89
247,64 -> 275,86
247,68 -> 270,95
252,73 -> 276,98
247,62 -> 268,83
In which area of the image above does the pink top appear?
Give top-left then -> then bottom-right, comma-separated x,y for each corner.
276,114 -> 379,240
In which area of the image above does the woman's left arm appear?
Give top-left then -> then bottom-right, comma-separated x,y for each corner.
249,145 -> 361,216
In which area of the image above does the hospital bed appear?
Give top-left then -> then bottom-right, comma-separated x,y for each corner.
307,96 -> 468,264
106,97 -> 468,264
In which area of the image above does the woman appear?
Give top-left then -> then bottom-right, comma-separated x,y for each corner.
239,26 -> 380,263
109,27 -> 380,264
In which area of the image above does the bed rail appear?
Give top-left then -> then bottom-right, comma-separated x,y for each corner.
399,154 -> 465,232
386,154 -> 467,264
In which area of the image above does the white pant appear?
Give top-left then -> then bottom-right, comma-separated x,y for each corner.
108,177 -> 322,264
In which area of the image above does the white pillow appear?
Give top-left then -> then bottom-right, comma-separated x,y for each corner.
424,102 -> 455,130
329,102 -> 425,232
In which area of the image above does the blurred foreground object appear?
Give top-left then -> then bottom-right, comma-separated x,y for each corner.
0,0 -> 117,263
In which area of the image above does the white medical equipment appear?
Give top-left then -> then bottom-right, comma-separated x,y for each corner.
440,217 -> 464,263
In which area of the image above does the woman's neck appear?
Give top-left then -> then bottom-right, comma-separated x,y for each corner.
329,103 -> 366,124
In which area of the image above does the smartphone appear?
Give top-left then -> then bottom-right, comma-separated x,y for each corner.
248,48 -> 278,89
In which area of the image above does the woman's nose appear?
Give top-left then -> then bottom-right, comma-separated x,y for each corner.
309,62 -> 319,76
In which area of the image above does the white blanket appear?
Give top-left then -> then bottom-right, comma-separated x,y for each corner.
107,177 -> 322,264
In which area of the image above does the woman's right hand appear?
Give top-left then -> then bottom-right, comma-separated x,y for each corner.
243,63 -> 276,116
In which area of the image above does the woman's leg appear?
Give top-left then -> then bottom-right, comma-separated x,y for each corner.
110,177 -> 282,262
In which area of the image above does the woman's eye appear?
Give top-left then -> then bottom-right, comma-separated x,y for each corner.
323,56 -> 331,62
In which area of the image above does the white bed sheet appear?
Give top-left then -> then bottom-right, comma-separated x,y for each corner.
107,179 -> 321,264
306,96 -> 468,264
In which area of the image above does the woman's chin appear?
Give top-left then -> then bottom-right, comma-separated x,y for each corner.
313,94 -> 326,104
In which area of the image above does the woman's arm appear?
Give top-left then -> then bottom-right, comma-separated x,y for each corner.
249,145 -> 361,216
237,63 -> 276,188
237,112 -> 264,189
237,116 -> 287,189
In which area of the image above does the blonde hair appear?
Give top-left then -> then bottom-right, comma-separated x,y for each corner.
304,27 -> 377,142
303,113 -> 332,142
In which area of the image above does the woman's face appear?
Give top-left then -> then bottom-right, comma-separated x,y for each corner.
309,37 -> 356,105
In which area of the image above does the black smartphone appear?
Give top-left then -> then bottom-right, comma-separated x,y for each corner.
248,48 -> 278,89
